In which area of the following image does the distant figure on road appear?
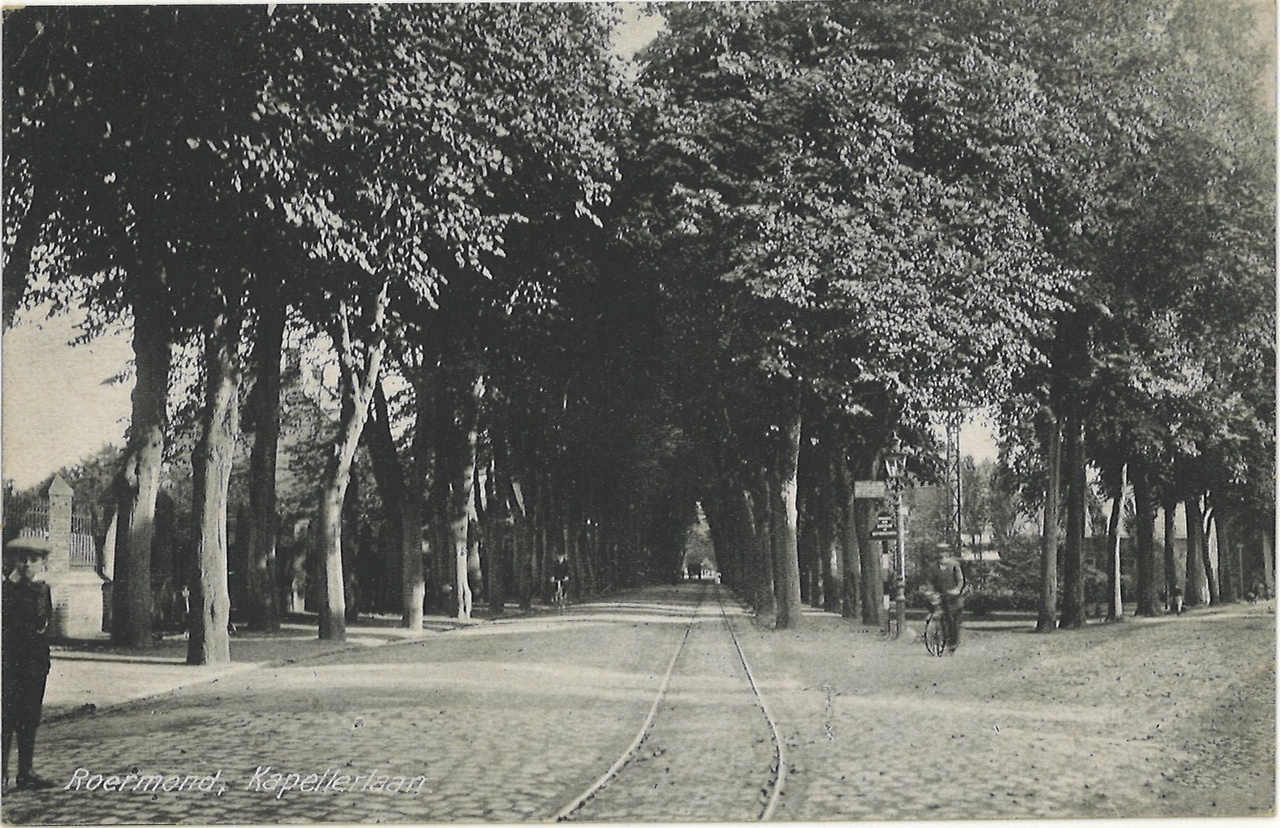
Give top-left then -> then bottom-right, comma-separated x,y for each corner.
922,553 -> 965,654
2,537 -> 56,791
551,552 -> 570,599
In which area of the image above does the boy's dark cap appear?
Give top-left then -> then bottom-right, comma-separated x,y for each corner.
4,537 -> 52,558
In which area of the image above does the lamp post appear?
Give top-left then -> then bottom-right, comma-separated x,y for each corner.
884,441 -> 907,639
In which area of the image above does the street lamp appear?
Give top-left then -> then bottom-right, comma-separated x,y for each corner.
884,440 -> 908,639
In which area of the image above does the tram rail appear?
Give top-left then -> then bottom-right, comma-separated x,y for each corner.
554,583 -> 785,822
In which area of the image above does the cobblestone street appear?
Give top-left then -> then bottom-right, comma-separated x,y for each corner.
1,585 -> 1274,824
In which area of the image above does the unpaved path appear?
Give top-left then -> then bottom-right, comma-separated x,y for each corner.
739,601 -> 1275,820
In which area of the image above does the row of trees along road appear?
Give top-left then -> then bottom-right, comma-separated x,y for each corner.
3,2 -> 1273,662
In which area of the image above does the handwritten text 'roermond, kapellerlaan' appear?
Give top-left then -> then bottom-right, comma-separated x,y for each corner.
63,767 -> 428,798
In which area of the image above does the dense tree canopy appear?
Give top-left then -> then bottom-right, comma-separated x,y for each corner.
3,1 -> 1272,649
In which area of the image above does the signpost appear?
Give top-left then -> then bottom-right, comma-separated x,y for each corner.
856,475 -> 902,637
883,442 -> 908,640
853,480 -> 887,500
869,512 -> 896,540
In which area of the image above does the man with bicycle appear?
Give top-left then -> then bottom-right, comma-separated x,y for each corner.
921,551 -> 965,653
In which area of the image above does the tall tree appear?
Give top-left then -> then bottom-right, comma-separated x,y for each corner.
4,6 -> 278,649
633,1 -> 1071,625
258,4 -> 624,635
243,288 -> 287,632
187,310 -> 240,664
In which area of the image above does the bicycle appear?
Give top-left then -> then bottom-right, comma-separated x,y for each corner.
923,602 -> 948,656
922,557 -> 966,656
551,578 -> 568,612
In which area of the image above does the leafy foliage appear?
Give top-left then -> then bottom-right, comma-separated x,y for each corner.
3,1 -> 1271,620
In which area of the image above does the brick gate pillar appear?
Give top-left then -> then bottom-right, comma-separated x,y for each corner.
46,475 -> 73,574
42,475 -> 109,639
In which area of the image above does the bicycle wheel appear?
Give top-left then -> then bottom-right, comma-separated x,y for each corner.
924,613 -> 945,656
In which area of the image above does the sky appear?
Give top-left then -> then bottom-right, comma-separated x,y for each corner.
2,308 -> 133,489
612,2 -> 666,59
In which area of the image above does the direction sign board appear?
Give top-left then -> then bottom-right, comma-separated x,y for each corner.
870,511 -> 897,540
853,480 -> 887,499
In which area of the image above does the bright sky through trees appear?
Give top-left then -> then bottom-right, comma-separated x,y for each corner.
2,307 -> 132,488
612,2 -> 665,59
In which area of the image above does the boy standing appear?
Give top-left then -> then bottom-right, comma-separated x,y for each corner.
3,537 -> 56,790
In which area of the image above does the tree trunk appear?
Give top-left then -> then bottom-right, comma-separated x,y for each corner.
564,497 -> 591,596
770,406 -> 804,630
187,313 -> 238,665
1162,497 -> 1180,609
366,385 -> 405,579
1105,464 -> 1126,621
704,479 -> 749,593
341,481 -> 363,623
110,295 -> 172,648
484,453 -> 508,616
751,474 -> 777,624
317,298 -> 388,641
1,186 -> 54,330
1131,466 -> 1162,616
468,463 -> 485,601
1200,512 -> 1219,604
1059,408 -> 1086,629
1212,507 -> 1242,602
798,506 -> 815,607
855,460 -> 882,626
836,458 -> 861,620
317,477 -> 347,640
366,381 -> 430,630
1036,414 -> 1062,632
510,478 -> 532,611
1208,507 -> 1235,603
1263,528 -> 1275,598
410,377 -> 438,622
1189,498 -> 1217,604
467,515 -> 484,601
427,363 -> 459,614
533,481 -> 549,601
245,295 -> 284,632
445,372 -> 484,619
1185,499 -> 1207,606
821,479 -> 842,615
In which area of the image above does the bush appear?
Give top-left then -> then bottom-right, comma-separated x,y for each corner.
966,589 -> 1037,615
